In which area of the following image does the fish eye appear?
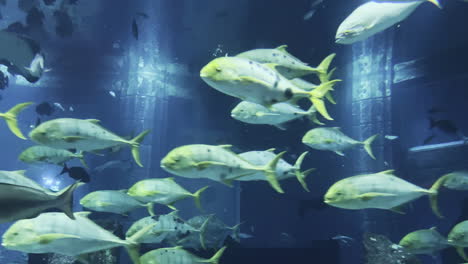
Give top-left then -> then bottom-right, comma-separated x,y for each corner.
336,192 -> 342,196
215,67 -> 222,72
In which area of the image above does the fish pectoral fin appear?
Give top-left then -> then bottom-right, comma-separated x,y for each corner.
274,123 -> 287,130
218,144 -> 233,149
222,172 -> 257,186
334,151 -> 345,156
38,233 -> 81,244
195,161 -> 227,170
63,136 -> 85,143
358,192 -> 396,201
262,63 -> 280,71
238,76 -> 270,87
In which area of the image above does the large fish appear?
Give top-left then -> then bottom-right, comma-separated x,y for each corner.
161,144 -> 286,193
80,190 -> 154,215
302,127 -> 378,159
29,118 -> 150,167
19,145 -> 87,167
236,45 -> 335,80
1,212 -> 152,264
231,101 -> 322,130
324,170 -> 439,215
0,180 -> 80,224
335,1 -> 436,45
238,150 -> 314,192
127,178 -> 209,210
140,246 -> 226,264
399,227 -> 450,255
200,56 -> 340,120
448,221 -> 468,261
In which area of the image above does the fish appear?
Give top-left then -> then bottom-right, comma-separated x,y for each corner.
430,118 -> 460,135
303,9 -> 317,20
231,101 -> 322,129
140,246 -> 226,264
53,102 -> 65,111
290,74 -> 337,104
60,165 -> 90,183
127,177 -> 209,210
335,1 -> 436,45
131,18 -> 138,40
19,145 -> 87,167
0,70 -> 9,90
236,45 -> 335,81
29,118 -> 150,167
54,9 -> 74,38
428,171 -> 468,218
303,0 -> 324,20
0,170 -> 55,193
93,159 -> 132,173
80,190 -> 153,215
448,221 -> 468,261
399,227 -> 450,255
384,135 -> 399,140
324,170 -> 439,216
200,56 -> 340,120
302,127 -> 378,159
423,134 -> 435,145
238,149 -> 314,192
160,144 -> 286,193
1,212 -> 151,264
0,102 -> 33,139
126,212 -> 208,247
35,102 -> 55,116
69,106 -> 74,111
332,235 -> 354,244
179,214 -> 241,249
0,180 -> 80,224
0,30 -> 46,82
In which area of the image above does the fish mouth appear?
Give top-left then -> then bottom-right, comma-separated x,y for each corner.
324,199 -> 331,204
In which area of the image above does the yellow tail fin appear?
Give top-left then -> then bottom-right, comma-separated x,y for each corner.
0,102 -> 33,139
362,134 -> 378,160
129,130 -> 150,167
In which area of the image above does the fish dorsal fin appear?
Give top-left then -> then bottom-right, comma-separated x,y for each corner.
379,170 -> 395,175
275,45 -> 288,52
218,144 -> 233,149
168,210 -> 179,217
265,148 -> 276,153
86,119 -> 101,124
164,177 -> 175,182
118,189 -> 128,193
76,211 -> 92,218
430,226 -> 437,231
13,170 -> 27,176
262,63 -> 279,71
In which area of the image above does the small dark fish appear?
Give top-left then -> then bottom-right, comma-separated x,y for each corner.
298,199 -> 327,218
60,165 -> 90,183
43,0 -> 56,5
26,7 -> 45,28
131,19 -> 138,40
35,102 -> 55,116
0,181 -> 79,223
0,71 -> 8,90
430,118 -> 458,134
423,135 -> 435,145
136,12 -> 149,19
54,10 -> 74,38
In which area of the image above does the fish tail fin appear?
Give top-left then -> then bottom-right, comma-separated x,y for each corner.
262,151 -> 286,193
124,245 -> 141,264
206,246 -> 227,264
198,214 -> 212,250
230,223 -> 242,243
427,0 -> 442,8
76,151 -> 88,168
292,151 -> 314,192
362,134 -> 379,160
0,102 -> 33,139
308,80 -> 341,120
316,53 -> 336,83
128,222 -> 157,243
57,181 -> 81,220
457,247 -> 468,261
193,186 -> 209,210
129,130 -> 150,167
429,117 -> 436,129
146,202 -> 155,216
428,174 -> 451,218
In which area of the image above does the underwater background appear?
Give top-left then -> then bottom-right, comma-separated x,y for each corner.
0,0 -> 467,263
